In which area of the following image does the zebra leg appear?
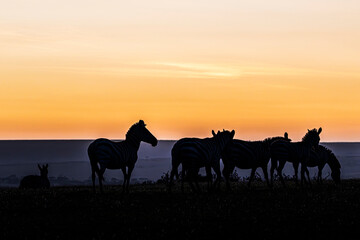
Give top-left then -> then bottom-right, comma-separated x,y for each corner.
187,168 -> 199,193
194,168 -> 201,193
205,165 -> 213,191
262,165 -> 270,187
188,169 -> 197,193
223,165 -> 235,192
293,162 -> 299,185
126,165 -> 134,193
270,160 -> 278,186
169,161 -> 181,192
277,160 -> 286,187
91,167 -> 96,193
181,169 -> 185,193
212,161 -> 222,190
169,167 -> 177,192
121,168 -> 127,193
213,167 -> 222,190
318,167 -> 323,184
300,165 -> 308,186
248,168 -> 256,187
305,167 -> 311,186
98,167 -> 106,194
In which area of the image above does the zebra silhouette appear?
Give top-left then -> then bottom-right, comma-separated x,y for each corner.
222,132 -> 291,190
88,120 -> 158,193
270,128 -> 322,186
169,129 -> 235,192
300,145 -> 341,184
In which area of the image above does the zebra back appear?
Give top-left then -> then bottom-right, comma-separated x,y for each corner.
271,128 -> 322,164
223,133 -> 291,168
172,130 -> 235,166
89,138 -> 138,168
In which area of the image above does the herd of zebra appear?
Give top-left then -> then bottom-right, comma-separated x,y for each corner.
87,120 -> 341,193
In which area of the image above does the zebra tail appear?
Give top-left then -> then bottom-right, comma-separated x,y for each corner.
88,146 -> 104,181
171,148 -> 180,180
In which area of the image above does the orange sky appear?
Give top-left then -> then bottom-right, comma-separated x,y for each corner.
1,1 -> 360,141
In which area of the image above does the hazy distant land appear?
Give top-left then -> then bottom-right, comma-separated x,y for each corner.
0,140 -> 359,187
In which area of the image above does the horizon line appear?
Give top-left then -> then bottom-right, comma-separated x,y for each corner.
0,139 -> 359,143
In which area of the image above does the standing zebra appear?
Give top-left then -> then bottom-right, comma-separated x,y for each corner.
270,128 -> 322,186
88,120 -> 158,193
300,145 -> 341,184
222,132 -> 291,190
169,129 -> 235,192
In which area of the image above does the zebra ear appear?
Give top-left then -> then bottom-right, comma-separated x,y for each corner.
212,130 -> 216,136
217,130 -> 220,135
318,127 -> 322,134
284,132 -> 288,139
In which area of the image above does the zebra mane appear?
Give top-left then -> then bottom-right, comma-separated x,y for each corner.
263,136 -> 291,143
318,145 -> 332,153
302,128 -> 319,143
125,120 -> 146,139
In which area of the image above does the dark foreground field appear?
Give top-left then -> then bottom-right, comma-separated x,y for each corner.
0,180 -> 359,240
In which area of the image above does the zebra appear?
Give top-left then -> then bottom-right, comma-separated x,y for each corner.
222,132 -> 291,190
169,129 -> 235,192
270,128 -> 322,186
87,120 -> 158,193
300,145 -> 341,184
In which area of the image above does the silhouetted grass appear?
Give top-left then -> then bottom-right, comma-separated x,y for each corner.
0,180 -> 359,239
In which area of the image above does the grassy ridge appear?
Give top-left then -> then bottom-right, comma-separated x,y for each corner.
0,180 -> 359,239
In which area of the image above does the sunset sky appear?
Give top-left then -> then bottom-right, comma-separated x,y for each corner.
1,0 -> 360,141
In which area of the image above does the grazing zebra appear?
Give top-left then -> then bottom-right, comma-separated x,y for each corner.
300,145 -> 341,184
222,132 -> 291,190
19,164 -> 50,189
88,120 -> 158,193
169,129 -> 235,192
270,128 -> 322,186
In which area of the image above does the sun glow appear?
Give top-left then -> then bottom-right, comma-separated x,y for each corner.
1,0 -> 360,141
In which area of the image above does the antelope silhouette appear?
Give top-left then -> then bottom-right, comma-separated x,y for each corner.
19,164 -> 50,189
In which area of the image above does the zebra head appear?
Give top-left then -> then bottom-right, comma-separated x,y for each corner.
127,120 -> 158,147
302,127 -> 322,149
328,152 -> 341,184
212,129 -> 235,151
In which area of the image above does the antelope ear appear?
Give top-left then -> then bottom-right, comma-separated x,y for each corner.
212,130 -> 216,136
38,164 -> 42,170
318,127 -> 322,134
45,164 -> 48,169
284,132 -> 288,139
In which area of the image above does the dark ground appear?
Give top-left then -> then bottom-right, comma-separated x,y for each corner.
0,180 -> 359,240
